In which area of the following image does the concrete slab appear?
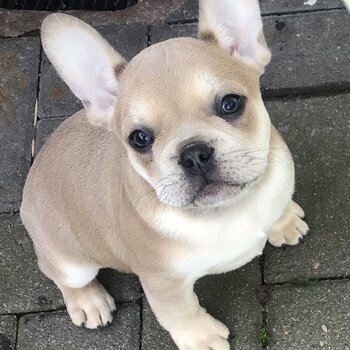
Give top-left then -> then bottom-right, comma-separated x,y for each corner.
0,38 -> 39,213
260,0 -> 344,15
38,24 -> 148,119
266,280 -> 350,349
262,10 -> 350,96
17,303 -> 140,350
264,93 -> 350,283
0,0 -> 185,38
0,315 -> 17,350
166,0 -> 344,23
142,258 -> 263,350
0,214 -> 64,313
150,23 -> 196,44
98,269 -> 141,303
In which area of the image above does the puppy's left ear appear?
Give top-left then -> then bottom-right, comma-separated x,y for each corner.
199,0 -> 271,73
41,14 -> 126,130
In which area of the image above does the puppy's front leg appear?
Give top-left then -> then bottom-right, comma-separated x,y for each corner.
140,273 -> 230,350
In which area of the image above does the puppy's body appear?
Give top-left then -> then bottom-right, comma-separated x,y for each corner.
21,3 -> 308,349
22,110 -> 292,279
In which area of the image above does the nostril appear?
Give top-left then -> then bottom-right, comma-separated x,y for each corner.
199,147 -> 214,162
182,157 -> 194,168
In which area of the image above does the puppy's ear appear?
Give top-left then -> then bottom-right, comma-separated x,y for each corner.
41,14 -> 126,130
199,0 -> 271,73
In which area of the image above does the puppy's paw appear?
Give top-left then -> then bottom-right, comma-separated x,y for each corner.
63,279 -> 116,329
268,201 -> 309,247
171,310 -> 230,350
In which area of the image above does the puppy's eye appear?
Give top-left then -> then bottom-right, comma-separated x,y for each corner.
220,94 -> 242,116
129,130 -> 154,151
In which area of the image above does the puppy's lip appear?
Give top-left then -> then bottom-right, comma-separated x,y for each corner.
191,177 -> 258,207
192,181 -> 242,203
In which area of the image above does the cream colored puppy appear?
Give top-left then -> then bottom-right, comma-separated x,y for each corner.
21,1 -> 308,349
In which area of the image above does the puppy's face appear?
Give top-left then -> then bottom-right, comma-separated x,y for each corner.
117,39 -> 271,208
41,0 -> 271,209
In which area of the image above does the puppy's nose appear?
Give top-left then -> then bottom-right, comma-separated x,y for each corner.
179,142 -> 214,175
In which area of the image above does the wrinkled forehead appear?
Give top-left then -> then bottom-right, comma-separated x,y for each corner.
119,38 -> 259,125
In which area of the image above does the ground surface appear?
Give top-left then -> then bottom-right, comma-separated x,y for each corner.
0,1 -> 349,349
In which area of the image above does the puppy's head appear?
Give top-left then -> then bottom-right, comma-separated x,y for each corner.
42,0 -> 272,209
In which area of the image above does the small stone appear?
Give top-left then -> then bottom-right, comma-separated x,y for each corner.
314,262 -> 321,270
321,324 -> 328,333
320,340 -> 325,347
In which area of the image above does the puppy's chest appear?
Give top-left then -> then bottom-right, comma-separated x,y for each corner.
163,211 -> 268,279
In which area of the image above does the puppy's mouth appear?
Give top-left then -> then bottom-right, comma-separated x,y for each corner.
190,179 -> 255,208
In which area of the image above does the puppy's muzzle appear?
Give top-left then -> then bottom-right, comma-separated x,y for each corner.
179,142 -> 214,176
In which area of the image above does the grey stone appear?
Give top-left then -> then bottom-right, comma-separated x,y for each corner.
0,38 -> 39,213
0,214 -> 64,313
98,269 -> 141,303
260,0 -> 344,15
17,303 -> 140,350
0,0 -> 185,38
266,280 -> 350,349
166,0 -> 199,23
0,315 -> 17,350
38,24 -> 148,119
262,10 -> 350,95
166,1 -> 345,25
150,23 -> 197,44
142,258 -> 262,350
264,93 -> 350,283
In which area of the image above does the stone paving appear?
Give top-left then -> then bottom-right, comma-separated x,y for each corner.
0,1 -> 349,349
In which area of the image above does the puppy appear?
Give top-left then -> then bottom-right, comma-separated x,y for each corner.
20,1 -> 308,349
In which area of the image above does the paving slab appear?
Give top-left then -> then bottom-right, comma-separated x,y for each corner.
152,10 -> 350,96
0,315 -> 17,350
98,269 -> 141,303
264,93 -> 350,283
39,24 -> 148,119
260,0 -> 344,15
17,303 -> 140,350
142,258 -> 262,350
262,10 -> 350,96
0,214 -> 63,313
266,280 -> 350,349
0,0 -> 185,38
0,38 -> 39,213
167,0 -> 345,23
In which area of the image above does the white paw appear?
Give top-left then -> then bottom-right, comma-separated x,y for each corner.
64,280 -> 116,329
268,201 -> 309,247
171,310 -> 230,350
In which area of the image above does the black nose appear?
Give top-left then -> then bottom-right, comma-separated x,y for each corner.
179,142 -> 214,175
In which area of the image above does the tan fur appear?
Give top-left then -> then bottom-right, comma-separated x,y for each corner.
21,3 -> 308,349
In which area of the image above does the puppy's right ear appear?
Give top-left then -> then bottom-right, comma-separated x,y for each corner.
199,0 -> 271,74
41,14 -> 126,130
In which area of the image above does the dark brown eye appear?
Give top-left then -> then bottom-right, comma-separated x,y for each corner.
220,94 -> 242,116
129,129 -> 154,152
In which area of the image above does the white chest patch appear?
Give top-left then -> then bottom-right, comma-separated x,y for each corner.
156,205 -> 269,279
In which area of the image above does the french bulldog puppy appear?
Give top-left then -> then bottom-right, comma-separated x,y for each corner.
20,1 -> 308,349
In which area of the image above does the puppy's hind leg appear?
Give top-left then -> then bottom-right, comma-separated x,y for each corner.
268,200 -> 309,247
44,262 -> 116,329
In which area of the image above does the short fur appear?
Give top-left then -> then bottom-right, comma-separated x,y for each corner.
21,1 -> 308,349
